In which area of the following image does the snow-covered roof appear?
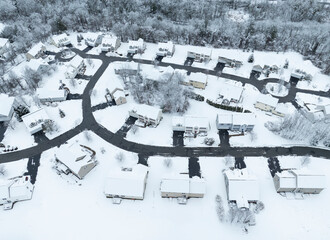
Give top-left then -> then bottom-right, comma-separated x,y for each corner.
232,113 -> 256,126
0,94 -> 15,118
256,94 -> 279,108
217,114 -> 232,124
104,164 -> 149,199
189,72 -> 207,84
190,177 -> 206,195
131,104 -> 162,120
158,41 -> 174,51
224,169 -> 259,206
0,38 -> 9,48
113,89 -> 125,100
252,65 -> 263,72
291,72 -> 303,79
187,48 -> 212,56
55,143 -> 95,175
27,42 -> 45,56
27,59 -> 48,72
323,105 -> 330,114
128,38 -> 144,48
52,33 -> 70,45
161,174 -> 190,194
69,55 -> 83,69
36,88 -> 67,100
275,171 -> 296,189
291,170 -> 326,189
10,176 -> 32,198
219,83 -> 243,101
22,108 -> 49,133
102,35 -> 118,46
173,116 -> 209,129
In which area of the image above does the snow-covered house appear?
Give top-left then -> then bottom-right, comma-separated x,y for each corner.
156,41 -> 175,57
22,108 -> 50,134
224,169 -> 259,209
110,88 -> 127,105
127,38 -> 146,54
216,113 -> 256,132
64,55 -> 85,79
274,170 -> 326,194
129,104 -> 162,127
187,49 -> 211,63
290,72 -> 303,85
55,143 -> 97,180
218,56 -> 243,68
316,104 -> 330,119
27,59 -> 49,74
218,83 -> 243,104
104,164 -> 149,200
0,94 -> 16,122
186,72 -> 208,89
160,174 -> 206,199
172,116 -> 210,136
36,88 -> 68,103
0,175 -> 34,210
51,33 -> 71,47
84,32 -> 102,47
254,94 -> 279,112
26,42 -> 46,61
252,65 -> 263,74
101,35 -> 121,52
0,38 -> 10,59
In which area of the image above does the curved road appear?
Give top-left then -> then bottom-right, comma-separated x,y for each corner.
0,48 -> 329,164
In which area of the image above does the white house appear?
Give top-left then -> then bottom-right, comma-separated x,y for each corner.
252,65 -> 263,74
0,175 -> 34,210
0,38 -> 10,59
129,104 -> 162,127
160,174 -> 206,199
172,116 -> 210,137
55,143 -> 97,180
26,42 -> 46,61
218,56 -> 243,68
27,59 -> 49,74
218,83 -> 243,105
274,170 -> 326,194
156,41 -> 175,57
187,49 -> 211,63
254,94 -> 279,112
101,35 -> 121,52
22,108 -> 50,134
36,88 -> 68,103
65,55 -> 85,79
224,169 -> 259,209
127,38 -> 146,54
51,33 -> 71,47
110,88 -> 127,105
104,164 -> 149,201
84,32 -> 102,47
183,72 -> 207,89
216,113 -> 256,132
0,94 -> 16,122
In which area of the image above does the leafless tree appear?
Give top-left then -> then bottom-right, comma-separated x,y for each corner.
163,158 -> 172,168
0,165 -> 7,176
115,152 -> 125,162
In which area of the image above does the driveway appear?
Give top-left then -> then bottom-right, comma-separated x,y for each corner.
218,130 -> 230,147
173,131 -> 184,147
188,157 -> 201,178
234,157 -> 246,169
24,153 -> 41,184
116,116 -> 138,138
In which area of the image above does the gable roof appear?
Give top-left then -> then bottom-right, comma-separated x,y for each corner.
0,94 -> 15,118
256,94 -> 279,108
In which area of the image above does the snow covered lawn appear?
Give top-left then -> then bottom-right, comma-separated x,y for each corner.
265,82 -> 289,97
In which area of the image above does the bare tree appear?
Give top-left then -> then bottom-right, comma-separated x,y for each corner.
84,131 -> 92,141
115,152 -> 125,163
301,155 -> 311,167
163,158 -> 172,168
0,165 -> 7,176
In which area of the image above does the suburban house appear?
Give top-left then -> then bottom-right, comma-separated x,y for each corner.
84,32 -> 102,47
274,170 -> 326,194
51,33 -> 71,47
110,88 -> 127,105
26,42 -> 46,61
182,72 -> 208,89
104,164 -> 149,201
224,168 -> 260,209
254,94 -> 279,112
0,38 -> 10,59
252,65 -> 263,74
216,113 -> 256,132
101,35 -> 121,52
156,41 -> 175,57
141,65 -> 174,83
0,94 -> 16,122
187,50 -> 211,63
114,62 -> 140,76
218,56 -> 243,68
64,55 -> 85,79
22,108 -> 50,134
27,59 -> 50,75
160,174 -> 206,199
129,104 -> 163,127
0,175 -> 34,210
290,72 -> 303,85
172,116 -> 210,137
36,88 -> 68,103
127,38 -> 146,54
55,143 -> 97,180
218,83 -> 243,105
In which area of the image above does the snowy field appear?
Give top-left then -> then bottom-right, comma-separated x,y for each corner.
1,131 -> 329,240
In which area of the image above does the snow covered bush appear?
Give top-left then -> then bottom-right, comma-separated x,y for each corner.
224,155 -> 235,168
115,152 -> 125,163
301,156 -> 311,167
83,130 -> 92,141
163,158 -> 172,168
215,195 -> 225,222
0,165 -> 6,176
254,201 -> 265,214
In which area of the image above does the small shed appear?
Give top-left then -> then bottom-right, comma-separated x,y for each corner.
104,164 -> 149,200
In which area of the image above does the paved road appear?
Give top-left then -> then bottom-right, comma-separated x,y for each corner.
0,48 -> 329,164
